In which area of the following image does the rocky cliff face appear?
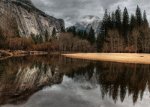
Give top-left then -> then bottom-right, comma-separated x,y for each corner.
0,0 -> 65,38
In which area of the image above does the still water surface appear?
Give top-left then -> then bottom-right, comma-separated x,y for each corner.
0,55 -> 150,107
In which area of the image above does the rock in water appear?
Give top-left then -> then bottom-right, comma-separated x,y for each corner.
0,0 -> 65,38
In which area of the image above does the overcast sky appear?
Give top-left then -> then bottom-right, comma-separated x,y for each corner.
32,0 -> 150,27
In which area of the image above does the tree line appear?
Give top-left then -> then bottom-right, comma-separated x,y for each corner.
0,9 -> 95,52
0,14 -> 95,52
97,6 -> 150,53
67,26 -> 96,45
0,6 -> 150,53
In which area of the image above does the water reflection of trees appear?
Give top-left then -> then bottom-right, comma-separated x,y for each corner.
67,62 -> 150,104
0,56 -> 150,105
0,55 -> 90,105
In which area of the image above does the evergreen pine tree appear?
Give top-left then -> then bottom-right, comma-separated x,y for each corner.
72,26 -> 76,36
79,30 -> 87,39
67,26 -> 76,36
115,6 -> 122,33
96,32 -> 104,52
61,27 -> 65,32
78,30 -> 84,38
83,30 -> 87,39
111,12 -> 116,28
143,10 -> 149,27
103,9 -> 109,21
101,9 -> 109,37
130,14 -> 136,31
98,9 -> 109,51
123,7 -> 129,40
45,30 -> 49,42
136,5 -> 142,26
88,27 -> 95,44
108,14 -> 112,29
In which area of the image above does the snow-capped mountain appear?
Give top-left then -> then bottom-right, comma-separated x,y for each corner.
68,15 -> 102,36
75,15 -> 101,29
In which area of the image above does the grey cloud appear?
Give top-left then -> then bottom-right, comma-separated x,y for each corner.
31,0 -> 150,27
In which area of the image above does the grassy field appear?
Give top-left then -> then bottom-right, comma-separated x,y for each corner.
62,53 -> 150,64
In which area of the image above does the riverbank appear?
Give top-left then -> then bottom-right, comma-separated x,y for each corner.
62,53 -> 150,64
0,50 -> 48,60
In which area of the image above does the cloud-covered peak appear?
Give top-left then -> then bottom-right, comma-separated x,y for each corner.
31,0 -> 150,27
76,15 -> 100,27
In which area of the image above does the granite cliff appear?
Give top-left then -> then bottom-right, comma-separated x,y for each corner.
0,0 -> 65,38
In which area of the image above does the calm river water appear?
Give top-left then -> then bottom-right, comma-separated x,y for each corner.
0,55 -> 150,107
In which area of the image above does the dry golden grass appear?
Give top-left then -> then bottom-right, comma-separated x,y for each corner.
62,53 -> 150,64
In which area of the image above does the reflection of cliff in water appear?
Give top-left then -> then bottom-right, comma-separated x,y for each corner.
0,55 -> 90,105
0,55 -> 150,106
67,62 -> 150,104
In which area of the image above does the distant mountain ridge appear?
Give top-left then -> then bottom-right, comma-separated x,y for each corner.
67,15 -> 102,36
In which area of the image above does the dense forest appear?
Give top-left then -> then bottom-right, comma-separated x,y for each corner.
67,6 -> 150,53
0,6 -> 149,53
97,6 -> 150,53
